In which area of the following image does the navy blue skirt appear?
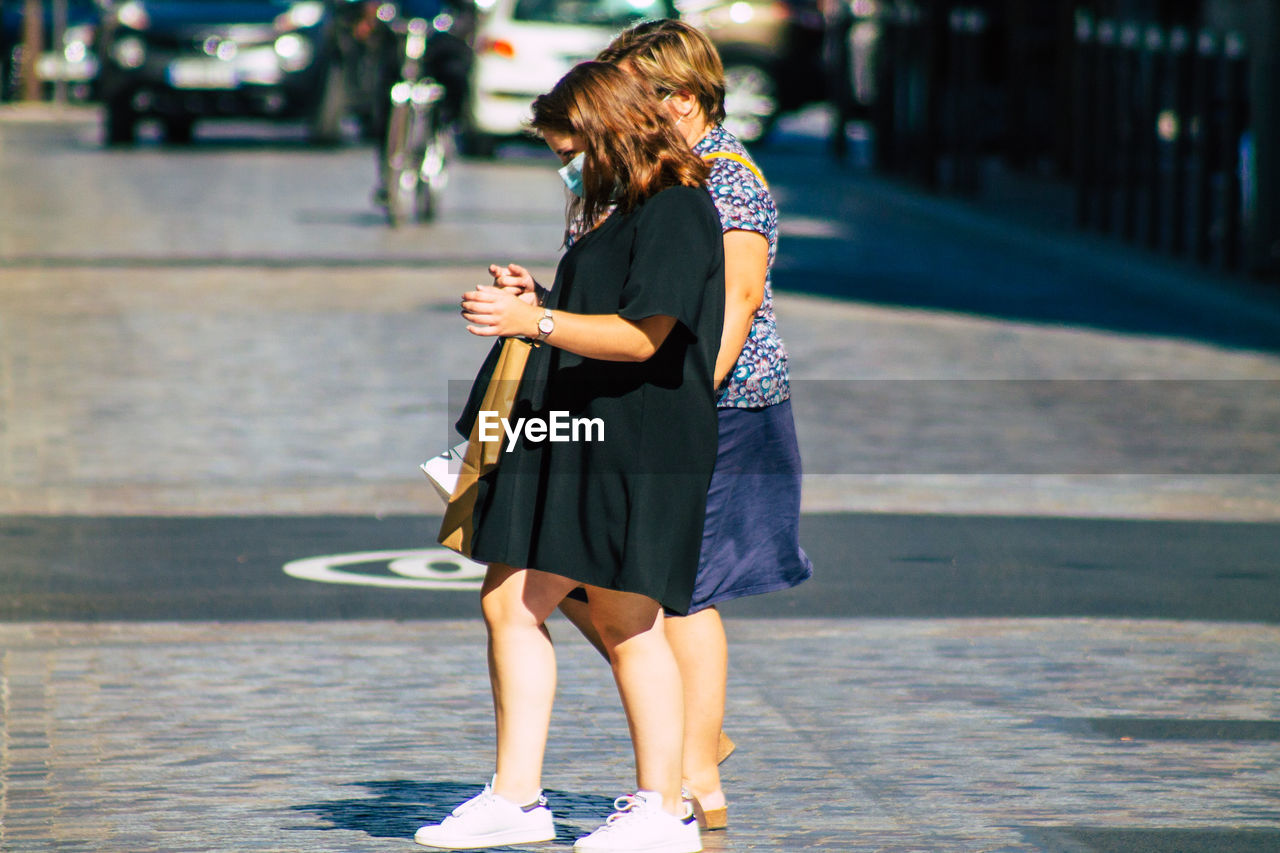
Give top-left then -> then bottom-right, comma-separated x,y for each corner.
685,398 -> 812,613
564,399 -> 812,613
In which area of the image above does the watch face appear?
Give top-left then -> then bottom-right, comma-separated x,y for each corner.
538,316 -> 554,334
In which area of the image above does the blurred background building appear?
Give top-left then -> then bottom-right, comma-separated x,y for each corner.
832,0 -> 1279,280
3,0 -> 1278,279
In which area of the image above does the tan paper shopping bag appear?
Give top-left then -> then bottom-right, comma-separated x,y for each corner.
437,336 -> 532,556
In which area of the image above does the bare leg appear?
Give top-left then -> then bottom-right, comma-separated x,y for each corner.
586,587 -> 685,815
566,592 -> 733,776
481,563 -> 579,805
665,607 -> 727,811
558,594 -> 609,661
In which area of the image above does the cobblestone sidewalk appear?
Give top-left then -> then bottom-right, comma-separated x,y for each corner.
3,618 -> 1279,852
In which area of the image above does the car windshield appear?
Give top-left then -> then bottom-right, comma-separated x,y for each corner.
512,0 -> 674,27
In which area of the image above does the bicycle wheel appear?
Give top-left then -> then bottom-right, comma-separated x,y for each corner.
389,168 -> 421,226
414,124 -> 450,221
383,98 -> 419,226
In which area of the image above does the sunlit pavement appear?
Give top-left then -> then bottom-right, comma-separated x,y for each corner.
2,619 -> 1278,852
2,107 -> 1279,851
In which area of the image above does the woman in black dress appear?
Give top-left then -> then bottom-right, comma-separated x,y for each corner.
414,62 -> 723,853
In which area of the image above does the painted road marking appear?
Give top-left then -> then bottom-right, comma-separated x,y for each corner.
283,548 -> 486,590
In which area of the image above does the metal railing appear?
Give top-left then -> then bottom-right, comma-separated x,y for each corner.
871,2 -> 990,195
1073,12 -> 1252,272
864,1 -> 1272,278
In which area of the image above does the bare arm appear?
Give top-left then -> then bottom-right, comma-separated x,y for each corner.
461,285 -> 677,362
714,229 -> 769,386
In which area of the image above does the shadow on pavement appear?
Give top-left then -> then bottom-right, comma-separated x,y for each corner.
772,255 -> 1280,355
753,128 -> 1280,355
1019,826 -> 1280,853
288,779 -> 615,844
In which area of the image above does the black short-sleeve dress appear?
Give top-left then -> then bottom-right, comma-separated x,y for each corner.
462,185 -> 725,615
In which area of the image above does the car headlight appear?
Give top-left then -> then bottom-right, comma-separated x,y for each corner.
274,33 -> 314,70
112,35 -> 146,68
116,0 -> 149,30
275,1 -> 325,32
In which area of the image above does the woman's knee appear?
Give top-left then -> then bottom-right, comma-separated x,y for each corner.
481,565 -> 536,630
481,564 -> 573,631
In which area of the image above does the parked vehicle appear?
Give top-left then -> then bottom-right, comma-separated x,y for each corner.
463,0 -> 675,156
681,0 -> 826,143
1,0 -> 100,102
94,0 -> 368,144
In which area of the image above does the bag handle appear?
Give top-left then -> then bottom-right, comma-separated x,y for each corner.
700,151 -> 768,189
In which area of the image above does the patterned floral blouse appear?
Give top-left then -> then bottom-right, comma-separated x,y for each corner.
694,124 -> 790,409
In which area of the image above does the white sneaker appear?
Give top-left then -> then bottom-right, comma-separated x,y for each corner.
414,781 -> 555,850
574,791 -> 701,853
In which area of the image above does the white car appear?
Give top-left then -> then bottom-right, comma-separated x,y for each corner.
463,0 -> 676,154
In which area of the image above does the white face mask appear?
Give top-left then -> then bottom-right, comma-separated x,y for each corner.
558,152 -> 585,198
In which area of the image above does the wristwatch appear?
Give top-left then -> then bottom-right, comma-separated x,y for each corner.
535,307 -> 555,342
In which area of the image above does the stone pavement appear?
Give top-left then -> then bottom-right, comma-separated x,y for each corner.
2,618 -> 1279,852
3,108 -> 1280,852
3,106 -> 1280,521
2,264 -> 1278,520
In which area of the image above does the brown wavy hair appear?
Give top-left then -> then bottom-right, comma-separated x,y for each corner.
598,19 -> 727,125
530,61 -> 708,231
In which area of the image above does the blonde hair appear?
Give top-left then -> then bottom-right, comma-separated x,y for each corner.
598,19 -> 727,125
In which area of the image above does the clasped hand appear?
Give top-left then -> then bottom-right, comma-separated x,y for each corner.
461,263 -> 540,338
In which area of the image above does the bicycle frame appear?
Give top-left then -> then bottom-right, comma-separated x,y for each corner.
381,17 -> 449,225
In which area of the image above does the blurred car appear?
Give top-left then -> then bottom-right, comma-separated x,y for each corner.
462,0 -> 675,156
680,0 -> 825,143
1,0 -> 100,102
94,0 -> 367,144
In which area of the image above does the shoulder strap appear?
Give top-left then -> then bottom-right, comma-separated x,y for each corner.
700,151 -> 768,189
